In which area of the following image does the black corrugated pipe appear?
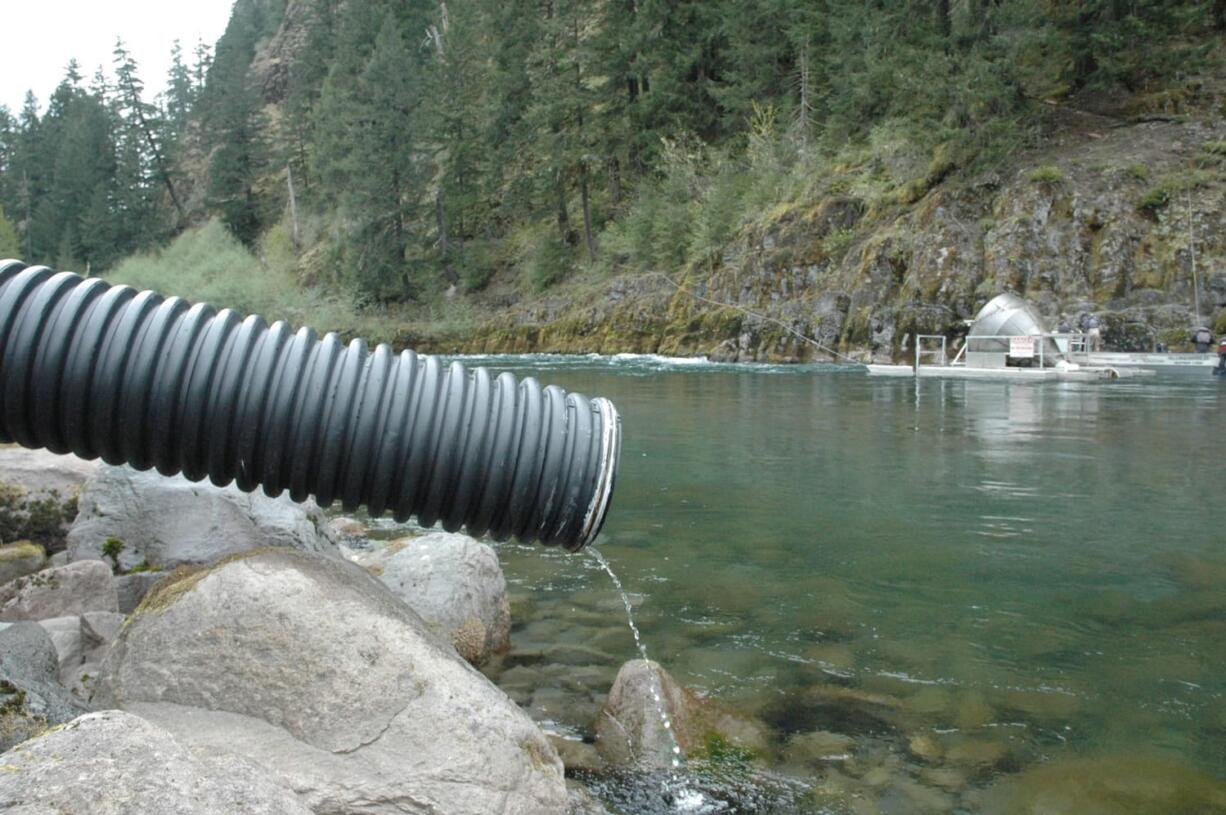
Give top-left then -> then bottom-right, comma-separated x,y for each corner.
0,260 -> 620,551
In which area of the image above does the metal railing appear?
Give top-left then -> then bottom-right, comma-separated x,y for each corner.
914,334 -> 948,370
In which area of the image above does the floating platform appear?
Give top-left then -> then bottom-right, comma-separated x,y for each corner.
1082,352 -> 1216,369
865,364 -> 1149,381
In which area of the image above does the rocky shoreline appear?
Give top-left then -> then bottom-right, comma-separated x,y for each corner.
3,447 -> 1226,814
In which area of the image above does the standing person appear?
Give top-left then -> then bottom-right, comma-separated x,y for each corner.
1193,325 -> 1214,353
1087,314 -> 1102,352
1215,337 -> 1226,376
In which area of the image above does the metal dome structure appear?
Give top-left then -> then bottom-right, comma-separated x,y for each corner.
967,293 -> 1064,365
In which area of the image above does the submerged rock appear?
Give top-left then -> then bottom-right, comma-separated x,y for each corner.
67,465 -> 339,570
373,532 -> 512,666
979,754 -> 1226,814
785,730 -> 856,766
0,560 -> 117,621
0,448 -> 95,551
95,548 -> 568,814
0,710 -> 312,814
0,622 -> 87,751
0,541 -> 45,587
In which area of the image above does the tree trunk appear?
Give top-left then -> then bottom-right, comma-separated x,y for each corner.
935,0 -> 951,38
555,175 -> 572,245
286,164 -> 300,249
580,165 -> 596,262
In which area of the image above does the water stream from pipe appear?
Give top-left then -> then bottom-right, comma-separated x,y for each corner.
591,548 -> 721,812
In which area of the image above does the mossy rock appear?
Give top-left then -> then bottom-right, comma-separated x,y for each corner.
0,541 -> 46,588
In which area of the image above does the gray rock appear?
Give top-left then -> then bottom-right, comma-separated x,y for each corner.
67,465 -> 339,570
0,622 -> 87,751
47,550 -> 68,568
595,659 -> 769,771
81,610 -> 125,663
0,710 -> 312,814
114,570 -> 167,614
96,549 -> 569,814
327,516 -> 369,539
0,560 -> 117,621
595,659 -> 688,770
373,532 -> 512,666
0,541 -> 45,587
0,448 -> 96,551
36,615 -> 84,680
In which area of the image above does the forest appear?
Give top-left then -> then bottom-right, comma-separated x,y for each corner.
0,0 -> 1222,325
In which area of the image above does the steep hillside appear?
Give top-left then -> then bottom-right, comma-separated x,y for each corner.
420,115 -> 1226,361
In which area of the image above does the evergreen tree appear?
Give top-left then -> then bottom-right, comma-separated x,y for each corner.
113,40 -> 184,225
0,204 -> 18,258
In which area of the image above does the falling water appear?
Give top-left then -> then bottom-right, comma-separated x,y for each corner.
591,548 -> 725,812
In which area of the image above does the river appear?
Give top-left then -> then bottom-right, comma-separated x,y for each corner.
365,354 -> 1225,813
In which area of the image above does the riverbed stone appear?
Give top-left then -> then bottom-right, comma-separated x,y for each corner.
66,465 -> 339,570
0,710 -> 312,814
327,515 -> 369,539
0,540 -> 45,587
979,754 -> 1226,814
595,659 -> 769,770
786,730 -> 856,765
0,622 -> 87,751
95,548 -> 569,814
0,559 -> 117,621
0,448 -> 96,551
374,531 -> 512,666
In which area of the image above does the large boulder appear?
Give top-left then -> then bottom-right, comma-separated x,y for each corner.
370,532 -> 512,666
95,548 -> 569,814
595,659 -> 769,770
0,560 -> 117,621
0,541 -> 46,587
0,622 -> 87,751
0,710 -> 313,814
67,465 -> 339,570
0,448 -> 95,552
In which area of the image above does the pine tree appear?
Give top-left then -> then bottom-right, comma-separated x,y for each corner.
0,204 -> 18,258
113,40 -> 184,224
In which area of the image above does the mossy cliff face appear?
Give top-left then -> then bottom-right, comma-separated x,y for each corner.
439,119 -> 1226,362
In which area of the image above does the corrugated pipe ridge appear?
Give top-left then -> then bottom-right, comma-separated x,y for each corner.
0,260 -> 620,550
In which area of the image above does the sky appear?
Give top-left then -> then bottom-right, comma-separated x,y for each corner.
3,0 -> 235,113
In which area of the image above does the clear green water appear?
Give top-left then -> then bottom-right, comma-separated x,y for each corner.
372,355 -> 1226,811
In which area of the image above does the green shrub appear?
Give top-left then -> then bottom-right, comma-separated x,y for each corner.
107,219 -> 367,336
1138,186 -> 1170,214
1124,164 -> 1149,182
1027,165 -> 1064,185
1202,141 -> 1226,157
